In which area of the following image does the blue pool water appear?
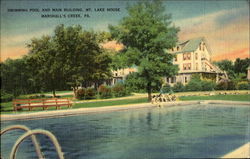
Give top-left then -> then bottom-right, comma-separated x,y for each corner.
1,104 -> 250,159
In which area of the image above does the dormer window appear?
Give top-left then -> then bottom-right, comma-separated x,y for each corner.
199,43 -> 202,51
203,43 -> 205,51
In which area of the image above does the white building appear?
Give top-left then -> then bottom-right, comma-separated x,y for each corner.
112,67 -> 136,85
247,66 -> 250,80
166,37 -> 226,85
110,37 -> 226,86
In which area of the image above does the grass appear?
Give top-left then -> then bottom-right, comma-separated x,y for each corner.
73,98 -> 148,108
179,94 -> 250,101
0,98 -> 148,114
1,94 -> 249,114
42,90 -> 73,94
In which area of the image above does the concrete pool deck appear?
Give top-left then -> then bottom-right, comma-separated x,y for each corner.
221,142 -> 250,158
1,100 -> 249,121
1,100 -> 249,158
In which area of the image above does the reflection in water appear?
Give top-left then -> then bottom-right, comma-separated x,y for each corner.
1,105 -> 250,159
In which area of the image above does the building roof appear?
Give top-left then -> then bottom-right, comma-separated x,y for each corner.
170,37 -> 212,54
179,37 -> 203,52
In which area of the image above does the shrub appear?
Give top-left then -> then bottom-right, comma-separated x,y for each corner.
161,83 -> 172,94
172,82 -> 185,92
85,88 -> 96,99
124,72 -> 146,93
1,91 -> 14,102
98,85 -> 112,98
237,81 -> 249,90
227,81 -> 236,90
215,80 -> 228,90
201,80 -> 216,91
75,88 -> 86,99
28,94 -> 46,99
112,83 -> 129,97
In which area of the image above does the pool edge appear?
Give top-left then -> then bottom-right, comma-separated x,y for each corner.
1,100 -> 249,122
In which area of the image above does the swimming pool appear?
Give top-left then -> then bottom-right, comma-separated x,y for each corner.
1,104 -> 250,158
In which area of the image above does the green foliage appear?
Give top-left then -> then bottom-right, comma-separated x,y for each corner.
215,58 -> 250,80
1,90 -> 14,103
237,81 -> 250,90
75,88 -> 86,99
161,83 -> 172,94
184,74 -> 216,91
179,94 -> 250,102
28,94 -> 46,99
215,79 -> 236,90
26,24 -> 112,96
172,82 -> 185,92
124,72 -> 162,93
185,75 -> 202,91
227,81 -> 236,90
234,58 -> 250,74
98,85 -> 112,98
124,72 -> 147,93
201,80 -> 216,91
109,1 -> 179,100
85,88 -> 96,99
112,83 -> 129,97
214,60 -> 235,79
75,87 -> 96,99
1,58 -> 40,97
215,80 -> 228,90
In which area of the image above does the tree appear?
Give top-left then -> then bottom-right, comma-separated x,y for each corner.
27,35 -> 63,97
27,25 -> 112,96
109,1 -> 179,101
214,60 -> 235,79
234,58 -> 250,75
1,58 -> 34,97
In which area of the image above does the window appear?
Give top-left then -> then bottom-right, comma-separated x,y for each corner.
184,77 -> 188,83
195,53 -> 198,60
175,56 -> 177,61
199,43 -> 202,51
196,63 -> 198,70
183,63 -> 191,70
177,46 -> 179,51
183,53 -> 191,60
172,48 -> 174,51
170,77 -> 176,83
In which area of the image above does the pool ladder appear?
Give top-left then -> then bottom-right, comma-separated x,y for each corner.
0,125 -> 64,159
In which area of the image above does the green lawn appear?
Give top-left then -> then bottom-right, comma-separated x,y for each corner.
0,98 -> 148,114
179,94 -> 250,101
73,98 -> 148,108
1,94 -> 249,114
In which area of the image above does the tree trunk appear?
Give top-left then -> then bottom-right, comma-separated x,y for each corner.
72,86 -> 78,97
52,89 -> 56,98
147,82 -> 152,102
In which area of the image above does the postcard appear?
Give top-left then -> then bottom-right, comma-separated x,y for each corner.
1,0 -> 249,158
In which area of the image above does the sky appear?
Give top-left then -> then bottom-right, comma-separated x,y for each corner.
1,0 -> 249,61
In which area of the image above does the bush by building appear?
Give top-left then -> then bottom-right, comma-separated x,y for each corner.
112,83 -> 129,97
98,85 -> 112,98
75,88 -> 86,99
172,82 -> 185,92
161,83 -> 172,93
85,88 -> 96,99
237,81 -> 250,90
201,80 -> 216,91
